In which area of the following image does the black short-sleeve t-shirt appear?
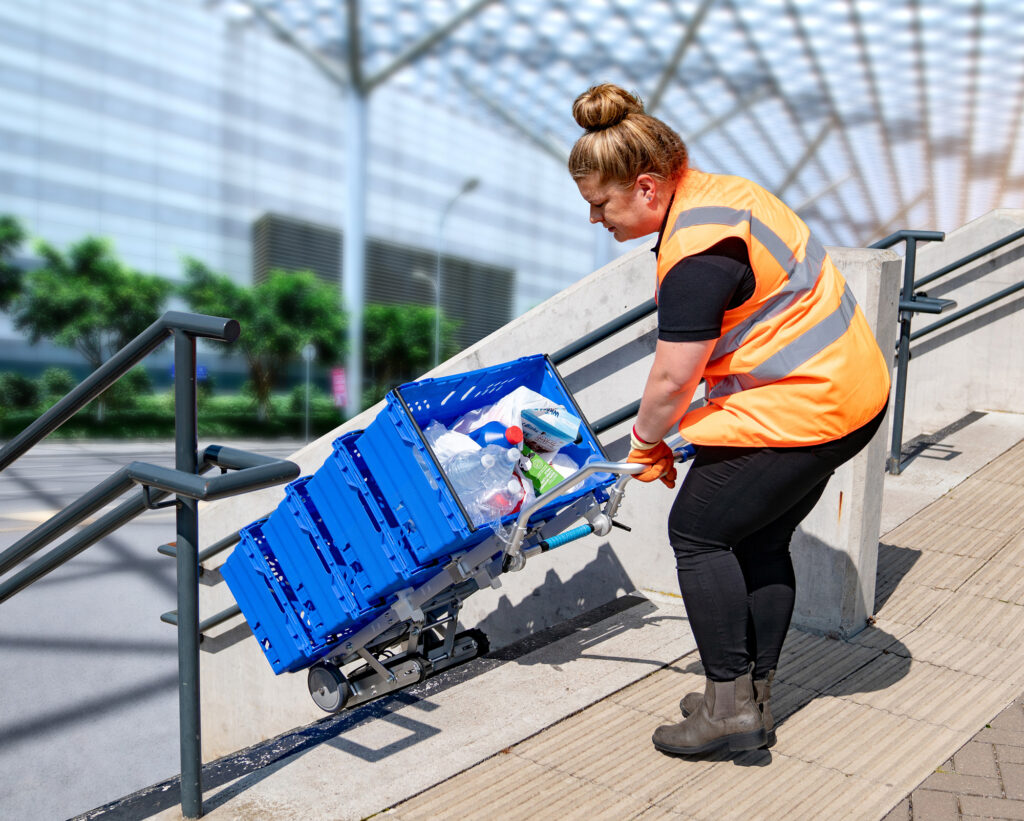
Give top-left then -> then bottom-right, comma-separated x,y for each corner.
657,237 -> 756,342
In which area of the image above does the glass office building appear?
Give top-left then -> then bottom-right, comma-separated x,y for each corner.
0,0 -> 601,377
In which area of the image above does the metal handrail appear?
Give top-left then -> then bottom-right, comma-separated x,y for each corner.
907,226 -> 1024,342
551,303 -> 654,436
911,279 -> 1024,341
913,226 -> 1024,290
551,298 -> 656,365
870,227 -> 1024,472
0,449 -> 298,603
868,230 -> 948,473
0,311 -> 299,820
0,311 -> 238,472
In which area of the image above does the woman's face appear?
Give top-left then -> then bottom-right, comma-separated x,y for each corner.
577,173 -> 666,242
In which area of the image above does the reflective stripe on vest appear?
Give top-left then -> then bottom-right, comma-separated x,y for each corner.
668,206 -> 828,363
707,281 -> 858,399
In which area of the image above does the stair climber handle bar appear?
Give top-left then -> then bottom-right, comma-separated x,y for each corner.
516,523 -> 595,562
504,444 -> 697,569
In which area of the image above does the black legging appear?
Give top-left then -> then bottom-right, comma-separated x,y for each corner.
668,404 -> 887,681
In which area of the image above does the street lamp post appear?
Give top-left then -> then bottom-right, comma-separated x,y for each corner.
434,177 -> 480,368
302,342 -> 315,444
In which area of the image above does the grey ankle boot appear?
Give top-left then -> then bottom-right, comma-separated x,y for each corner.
653,673 -> 766,755
755,670 -> 776,745
679,689 -> 703,717
680,670 -> 776,747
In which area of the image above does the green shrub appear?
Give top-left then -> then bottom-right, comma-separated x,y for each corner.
0,372 -> 39,411
0,389 -> 343,440
287,384 -> 334,414
38,367 -> 76,407
102,367 -> 152,411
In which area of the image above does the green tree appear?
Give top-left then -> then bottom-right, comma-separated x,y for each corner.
181,259 -> 346,420
11,236 -> 171,419
363,303 -> 460,402
0,214 -> 27,310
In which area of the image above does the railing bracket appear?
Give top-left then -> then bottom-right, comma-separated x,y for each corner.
143,486 -> 178,511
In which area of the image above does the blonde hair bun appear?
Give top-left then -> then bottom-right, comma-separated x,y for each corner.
572,83 -> 645,131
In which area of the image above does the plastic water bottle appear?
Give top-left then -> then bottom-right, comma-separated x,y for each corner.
445,445 -> 518,492
444,445 -> 521,525
469,421 -> 524,449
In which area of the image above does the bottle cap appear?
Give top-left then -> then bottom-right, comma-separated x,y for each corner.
504,425 -> 524,445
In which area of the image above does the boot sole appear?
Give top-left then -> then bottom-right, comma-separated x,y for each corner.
680,707 -> 776,750
653,727 -> 767,756
679,704 -> 774,749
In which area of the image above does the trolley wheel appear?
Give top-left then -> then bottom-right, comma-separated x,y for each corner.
461,627 -> 490,658
307,663 -> 350,713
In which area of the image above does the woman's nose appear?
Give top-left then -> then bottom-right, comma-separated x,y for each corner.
589,207 -> 601,224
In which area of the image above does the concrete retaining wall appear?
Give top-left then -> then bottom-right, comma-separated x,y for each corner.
198,240 -> 900,760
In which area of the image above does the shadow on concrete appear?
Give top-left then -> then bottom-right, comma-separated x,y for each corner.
84,522 -> 927,813
874,541 -> 923,613
2,670 -> 179,747
79,690 -> 439,819
81,587 -> 673,819
893,410 -> 986,472
474,541 -> 639,653
199,620 -> 253,655
561,328 -> 657,394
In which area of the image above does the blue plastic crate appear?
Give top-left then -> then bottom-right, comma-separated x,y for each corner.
271,478 -> 382,639
221,518 -> 335,674
296,439 -> 438,633
332,432 -> 443,580
358,354 -> 615,562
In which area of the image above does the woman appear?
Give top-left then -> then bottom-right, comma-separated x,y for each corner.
569,84 -> 890,755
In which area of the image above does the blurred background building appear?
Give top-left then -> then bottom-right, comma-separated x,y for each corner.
1,0 -> 1022,403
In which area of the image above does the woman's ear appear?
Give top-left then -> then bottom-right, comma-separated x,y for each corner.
635,174 -> 658,204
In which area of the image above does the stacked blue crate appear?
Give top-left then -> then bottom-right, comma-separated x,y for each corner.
224,432 -> 450,674
223,354 -> 616,676
220,518 -> 335,674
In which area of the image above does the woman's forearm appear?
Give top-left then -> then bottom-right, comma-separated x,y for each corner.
634,338 -> 715,443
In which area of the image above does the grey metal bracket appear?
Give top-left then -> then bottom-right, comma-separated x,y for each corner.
356,646 -> 396,683
391,587 -> 425,624
899,294 -> 957,315
142,485 -> 178,511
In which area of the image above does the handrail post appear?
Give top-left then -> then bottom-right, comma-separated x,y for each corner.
888,237 -> 919,475
173,328 -> 203,819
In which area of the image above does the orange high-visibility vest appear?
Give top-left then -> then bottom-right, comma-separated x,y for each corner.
656,169 -> 890,447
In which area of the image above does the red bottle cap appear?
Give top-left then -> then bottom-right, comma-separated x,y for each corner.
504,425 -> 524,445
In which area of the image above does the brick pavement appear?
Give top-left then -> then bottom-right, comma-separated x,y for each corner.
884,694 -> 1024,820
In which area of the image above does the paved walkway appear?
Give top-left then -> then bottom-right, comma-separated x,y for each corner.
383,437 -> 1024,821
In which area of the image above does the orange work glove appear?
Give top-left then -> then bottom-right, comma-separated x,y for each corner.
628,426 -> 677,488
